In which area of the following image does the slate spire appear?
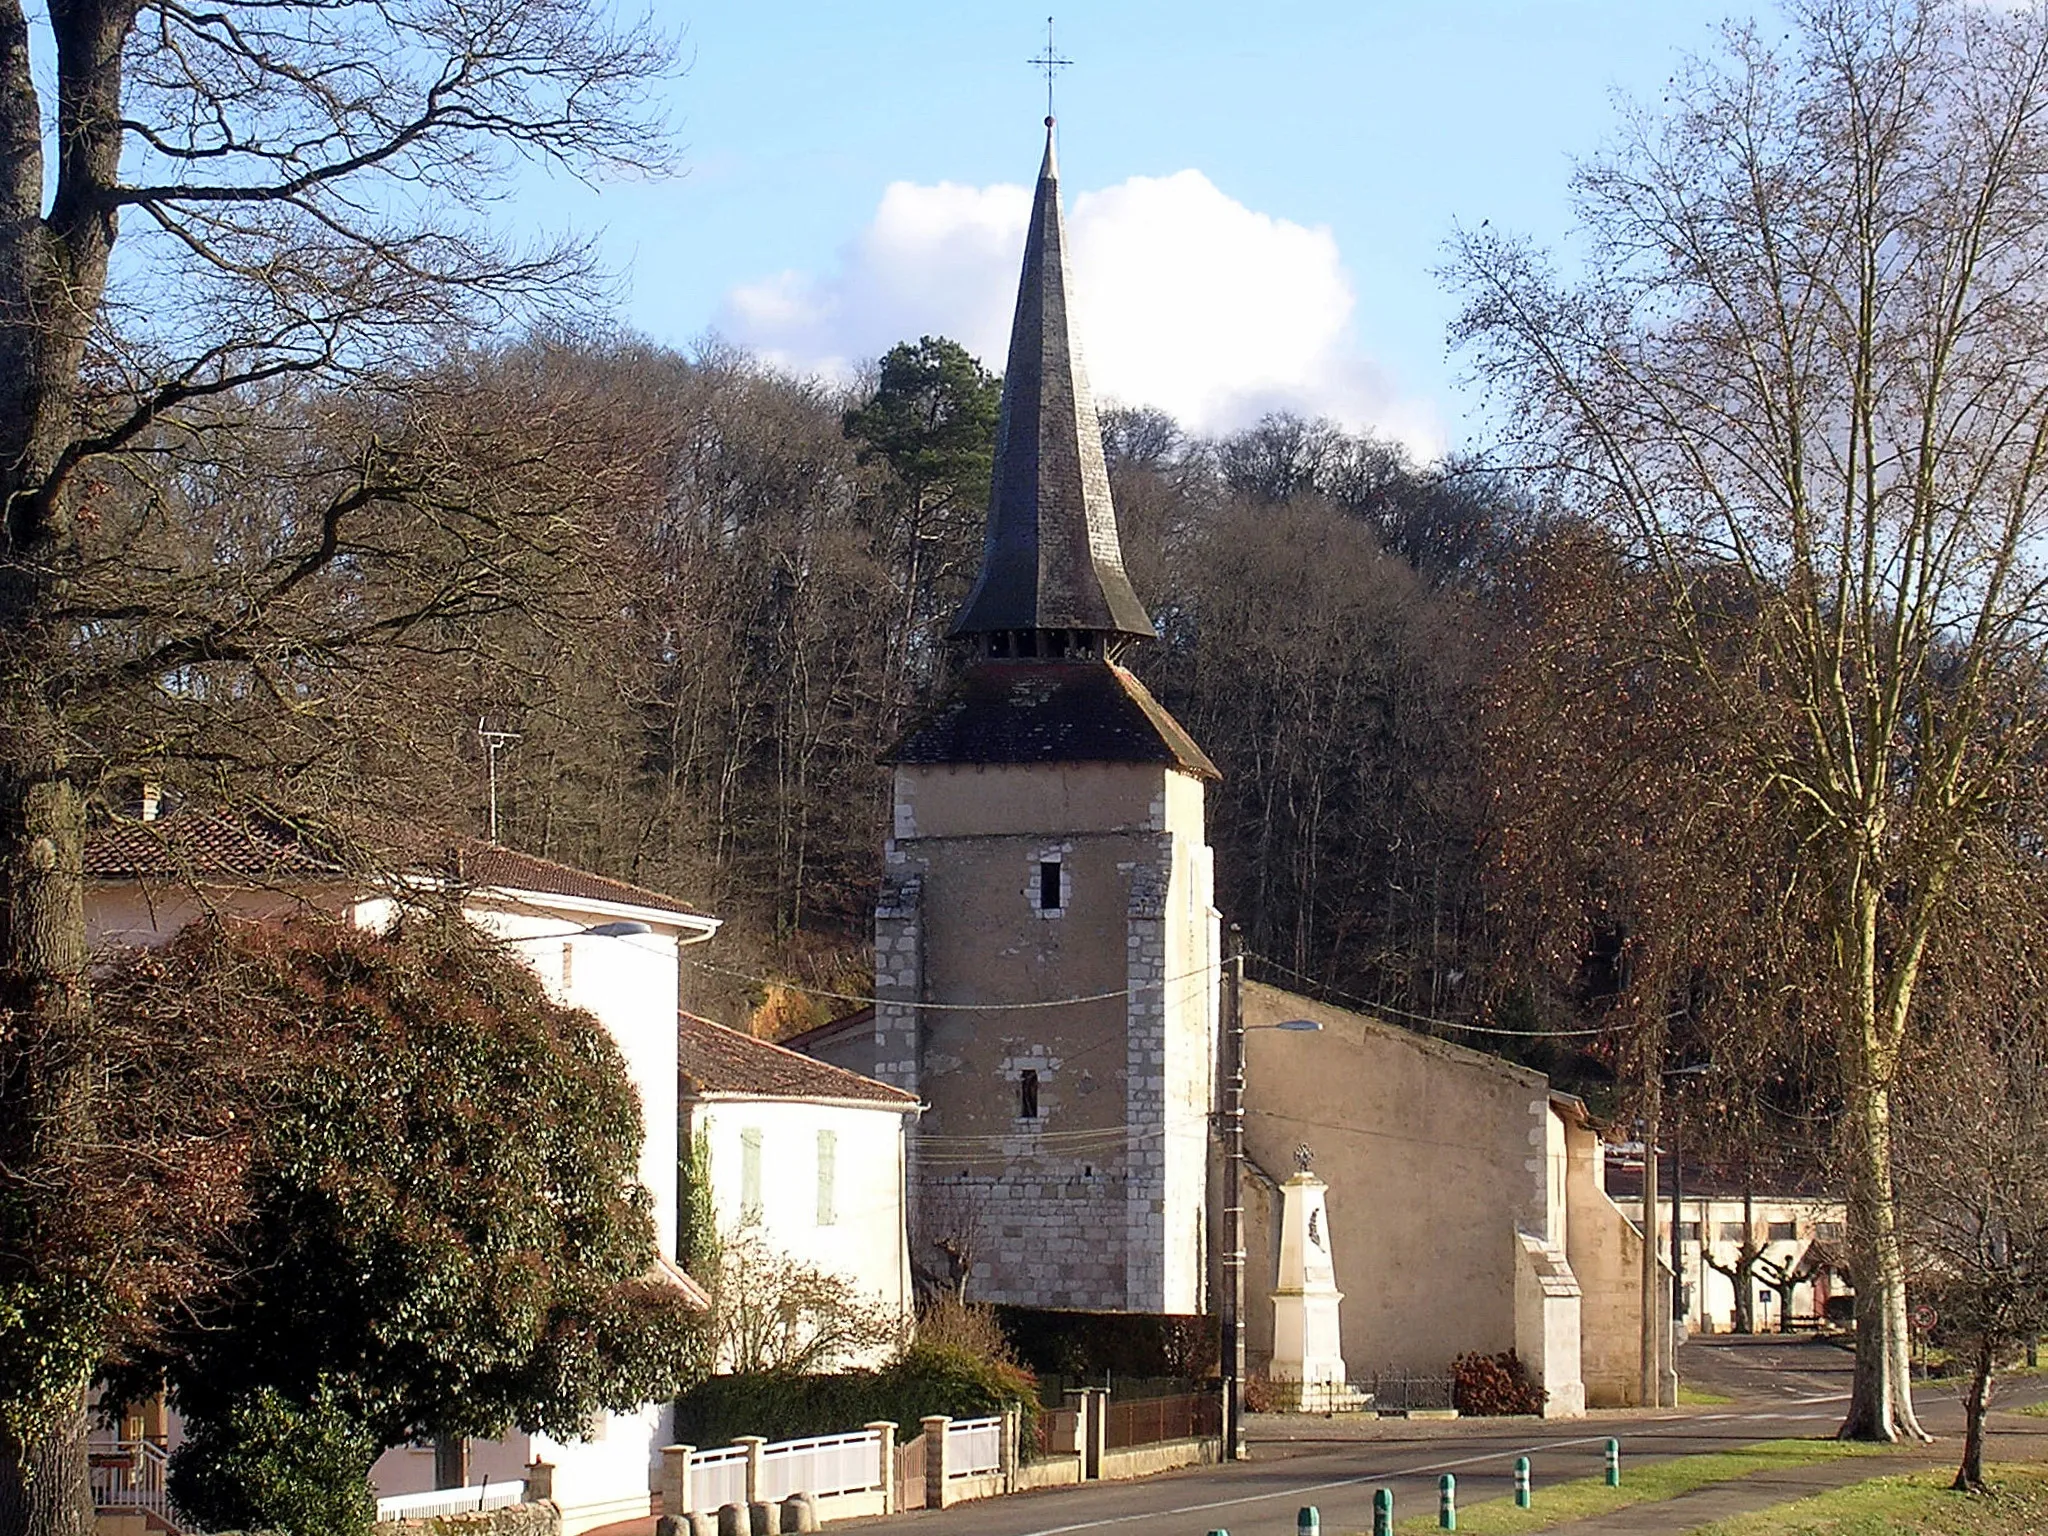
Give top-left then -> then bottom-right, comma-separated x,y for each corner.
949,125 -> 1155,651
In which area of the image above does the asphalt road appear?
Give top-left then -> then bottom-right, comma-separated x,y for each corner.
841,1337 -> 2048,1536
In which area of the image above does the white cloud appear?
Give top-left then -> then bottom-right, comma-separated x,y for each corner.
717,169 -> 1441,452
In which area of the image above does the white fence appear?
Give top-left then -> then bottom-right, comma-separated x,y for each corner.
685,1444 -> 751,1514
945,1416 -> 1003,1479
758,1431 -> 880,1502
375,1481 -> 526,1521
89,1439 -> 175,1528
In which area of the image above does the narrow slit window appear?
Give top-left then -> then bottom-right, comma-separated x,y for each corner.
740,1128 -> 763,1220
1019,1069 -> 1039,1120
1038,860 -> 1062,912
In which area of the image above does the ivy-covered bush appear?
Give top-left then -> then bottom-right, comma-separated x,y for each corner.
170,1384 -> 378,1536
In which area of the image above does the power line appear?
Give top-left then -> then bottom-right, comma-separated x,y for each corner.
1247,952 -> 1631,1040
681,954 -> 1224,1014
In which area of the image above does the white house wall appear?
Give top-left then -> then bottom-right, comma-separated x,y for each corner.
684,1095 -> 914,1359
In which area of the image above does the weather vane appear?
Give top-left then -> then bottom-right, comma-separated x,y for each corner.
1029,17 -> 1071,126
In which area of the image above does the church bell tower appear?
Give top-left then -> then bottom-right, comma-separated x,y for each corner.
873,124 -> 1222,1314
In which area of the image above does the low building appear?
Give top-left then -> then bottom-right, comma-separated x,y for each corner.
677,1012 -> 919,1367
1606,1156 -> 1849,1333
1237,981 -> 1674,1414
85,807 -> 719,1536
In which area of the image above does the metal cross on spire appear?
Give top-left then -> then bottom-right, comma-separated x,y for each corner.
1029,16 -> 1071,126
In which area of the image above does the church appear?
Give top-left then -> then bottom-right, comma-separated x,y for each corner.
797,123 -> 1672,1412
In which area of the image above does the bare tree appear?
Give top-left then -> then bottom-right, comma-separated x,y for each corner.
1898,1009 -> 2048,1490
0,0 -> 675,1525
1453,0 -> 2048,1440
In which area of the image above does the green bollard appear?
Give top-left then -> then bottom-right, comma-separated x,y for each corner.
1605,1438 -> 1621,1487
1372,1487 -> 1393,1536
1438,1473 -> 1456,1530
1514,1456 -> 1532,1508
1297,1508 -> 1319,1536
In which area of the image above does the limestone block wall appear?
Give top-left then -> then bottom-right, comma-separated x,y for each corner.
879,762 -> 1216,1314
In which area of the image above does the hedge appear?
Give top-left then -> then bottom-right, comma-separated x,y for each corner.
674,1343 -> 1038,1451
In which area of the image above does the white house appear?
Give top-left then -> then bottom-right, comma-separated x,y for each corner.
677,1013 -> 919,1366
1606,1154 -> 1849,1334
85,807 -> 720,1536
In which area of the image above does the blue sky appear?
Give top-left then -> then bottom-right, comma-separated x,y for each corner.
537,2 -> 1761,454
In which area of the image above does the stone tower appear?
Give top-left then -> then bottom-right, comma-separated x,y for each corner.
872,125 -> 1222,1314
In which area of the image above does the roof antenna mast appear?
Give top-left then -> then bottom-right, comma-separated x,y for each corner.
477,717 -> 522,844
1029,16 -> 1071,126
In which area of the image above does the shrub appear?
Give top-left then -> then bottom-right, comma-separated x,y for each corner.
1450,1350 -> 1546,1416
169,1384 -> 378,1536
674,1341 -> 1038,1451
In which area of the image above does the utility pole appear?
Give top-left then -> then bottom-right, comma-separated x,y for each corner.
1639,1072 -> 1662,1408
1671,1119 -> 1686,1327
1219,923 -> 1246,1461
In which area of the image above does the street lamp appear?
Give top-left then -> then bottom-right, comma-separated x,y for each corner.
1218,923 -> 1321,1463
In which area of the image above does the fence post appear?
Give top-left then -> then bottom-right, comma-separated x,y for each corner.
922,1416 -> 951,1511
1000,1405 -> 1020,1491
736,1437 -> 766,1506
1087,1387 -> 1109,1479
661,1445 -> 694,1518
866,1422 -> 896,1514
1064,1392 -> 1097,1482
1605,1438 -> 1621,1487
523,1461 -> 555,1505
1514,1456 -> 1531,1508
1372,1487 -> 1393,1536
1438,1473 -> 1456,1529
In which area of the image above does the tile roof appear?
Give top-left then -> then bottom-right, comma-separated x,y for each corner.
86,809 -> 712,925
949,128 -> 1153,644
447,844 -> 714,926
677,1012 -> 917,1108
84,808 -> 356,882
886,660 -> 1219,779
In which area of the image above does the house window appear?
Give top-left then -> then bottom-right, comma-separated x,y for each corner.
1677,1222 -> 1701,1243
740,1128 -> 763,1221
1817,1221 -> 1845,1240
561,942 -> 575,992
1720,1222 -> 1748,1242
1768,1220 -> 1798,1241
1037,860 -> 1062,913
816,1130 -> 837,1226
1019,1070 -> 1040,1120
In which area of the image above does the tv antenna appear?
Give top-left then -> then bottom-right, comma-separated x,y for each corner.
477,718 -> 522,843
1029,16 -> 1071,125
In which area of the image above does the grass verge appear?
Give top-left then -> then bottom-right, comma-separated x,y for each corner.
1679,1384 -> 1737,1406
1688,1463 -> 2048,1534
1387,1439 -> 1881,1535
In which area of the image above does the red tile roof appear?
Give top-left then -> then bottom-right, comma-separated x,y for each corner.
677,1012 -> 917,1107
86,809 -> 712,925
84,808 -> 357,882
448,844 -> 713,926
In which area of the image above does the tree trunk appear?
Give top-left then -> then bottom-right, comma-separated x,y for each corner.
1953,1333 -> 1994,1493
0,687 -> 97,1536
0,1385 -> 92,1536
1838,994 -> 1927,1441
